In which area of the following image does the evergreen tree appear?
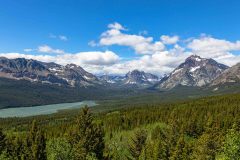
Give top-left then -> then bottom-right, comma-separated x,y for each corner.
24,120 -> 47,160
128,129 -> 147,160
152,140 -> 168,160
170,134 -> 191,160
191,131 -> 221,160
0,128 -> 6,154
219,124 -> 240,160
150,126 -> 169,160
11,136 -> 25,160
47,138 -> 73,160
71,106 -> 105,160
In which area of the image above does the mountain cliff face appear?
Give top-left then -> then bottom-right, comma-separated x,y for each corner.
156,55 -> 229,90
0,57 -> 100,87
98,75 -> 125,84
124,70 -> 159,85
98,70 -> 159,86
211,62 -> 240,86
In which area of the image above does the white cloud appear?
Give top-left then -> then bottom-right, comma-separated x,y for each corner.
188,36 -> 240,57
0,53 -> 56,63
187,35 -> 240,66
108,22 -> 126,30
59,35 -> 68,41
37,45 -> 65,54
99,22 -> 165,54
73,51 -> 120,66
23,48 -> 34,52
139,30 -> 148,36
100,45 -> 190,75
0,51 -> 120,71
49,34 -> 68,41
88,40 -> 98,47
161,35 -> 179,44
3,22 -> 240,76
96,32 -> 240,75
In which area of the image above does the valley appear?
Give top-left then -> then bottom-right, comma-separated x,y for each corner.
0,55 -> 240,159
1,1 -> 240,159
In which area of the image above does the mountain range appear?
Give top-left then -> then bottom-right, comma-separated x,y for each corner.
155,55 -> 229,90
0,55 -> 240,108
0,55 -> 239,89
0,57 -> 100,87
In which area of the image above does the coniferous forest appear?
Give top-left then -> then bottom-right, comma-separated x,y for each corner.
0,93 -> 240,160
2,0 -> 240,159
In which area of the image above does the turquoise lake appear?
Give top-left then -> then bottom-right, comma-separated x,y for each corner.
0,101 -> 96,118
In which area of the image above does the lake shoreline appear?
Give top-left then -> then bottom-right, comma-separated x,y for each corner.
0,101 -> 96,118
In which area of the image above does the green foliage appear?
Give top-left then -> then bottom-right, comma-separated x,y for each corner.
47,137 -> 73,160
218,124 -> 240,160
5,135 -> 25,160
150,125 -> 169,160
0,151 -> 11,160
0,128 -> 6,154
0,93 -> 240,159
191,129 -> 222,160
71,107 -> 105,160
128,129 -> 147,159
170,134 -> 191,160
24,120 -> 47,160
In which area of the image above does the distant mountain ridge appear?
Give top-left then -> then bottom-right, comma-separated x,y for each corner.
0,57 -> 100,87
0,55 -> 240,90
155,55 -> 229,90
211,62 -> 240,86
124,70 -> 159,85
98,75 -> 126,84
98,70 -> 159,86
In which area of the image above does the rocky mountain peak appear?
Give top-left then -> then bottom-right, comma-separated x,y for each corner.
186,55 -> 203,62
66,63 -> 78,69
0,57 -> 101,87
126,69 -> 143,77
124,69 -> 159,85
156,55 -> 229,89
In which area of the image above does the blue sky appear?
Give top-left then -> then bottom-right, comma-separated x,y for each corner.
0,0 -> 240,75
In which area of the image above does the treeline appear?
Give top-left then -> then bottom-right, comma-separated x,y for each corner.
101,94 -> 240,159
0,93 -> 240,159
0,107 -> 105,160
101,94 -> 240,133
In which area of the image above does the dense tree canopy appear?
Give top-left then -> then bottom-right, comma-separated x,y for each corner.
0,94 -> 240,159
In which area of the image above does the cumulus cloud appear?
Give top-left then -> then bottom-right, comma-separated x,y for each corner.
0,51 -> 120,68
73,51 -> 120,65
0,53 -> 56,63
2,22 -> 240,76
108,22 -> 126,30
99,33 -> 240,76
161,35 -> 179,44
37,45 -> 65,54
188,36 -> 240,57
187,35 -> 240,66
99,22 -> 165,54
100,45 -> 190,75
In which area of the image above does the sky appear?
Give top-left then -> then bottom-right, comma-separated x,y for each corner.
0,0 -> 240,75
